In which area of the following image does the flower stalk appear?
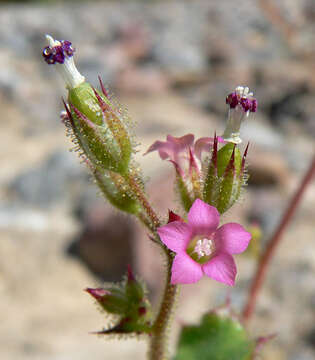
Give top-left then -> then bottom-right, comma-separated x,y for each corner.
149,250 -> 179,360
242,152 -> 315,323
126,173 -> 161,231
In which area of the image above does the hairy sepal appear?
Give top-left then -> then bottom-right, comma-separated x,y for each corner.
68,82 -> 132,175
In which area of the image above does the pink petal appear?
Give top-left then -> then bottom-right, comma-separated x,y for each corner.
144,140 -> 174,160
194,136 -> 227,160
203,253 -> 237,286
171,253 -> 203,284
194,137 -> 213,160
187,199 -> 220,236
214,223 -> 251,254
166,134 -> 194,151
157,221 -> 192,253
145,134 -> 194,165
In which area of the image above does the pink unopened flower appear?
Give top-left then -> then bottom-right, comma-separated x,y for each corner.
157,199 -> 251,286
145,134 -> 224,178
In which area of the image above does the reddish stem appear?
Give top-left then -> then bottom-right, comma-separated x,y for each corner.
242,153 -> 315,323
127,174 -> 161,230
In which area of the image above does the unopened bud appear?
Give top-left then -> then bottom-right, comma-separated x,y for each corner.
86,268 -> 152,335
85,287 -> 128,315
203,137 -> 249,213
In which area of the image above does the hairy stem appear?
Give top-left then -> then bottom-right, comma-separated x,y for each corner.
126,172 -> 178,358
242,153 -> 315,323
127,174 -> 161,232
149,250 -> 179,360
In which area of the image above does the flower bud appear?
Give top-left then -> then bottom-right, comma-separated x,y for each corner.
86,287 -> 128,315
43,35 -> 133,175
86,267 -> 152,335
86,160 -> 141,215
203,136 -> 249,214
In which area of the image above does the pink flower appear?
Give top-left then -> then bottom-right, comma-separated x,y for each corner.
157,199 -> 251,286
145,134 -> 224,177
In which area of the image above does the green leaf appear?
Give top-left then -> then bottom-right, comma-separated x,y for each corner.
174,312 -> 254,360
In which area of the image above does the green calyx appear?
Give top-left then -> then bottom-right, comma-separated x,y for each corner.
93,168 -> 141,215
87,269 -> 152,335
217,143 -> 241,177
68,81 -> 132,175
203,142 -> 247,214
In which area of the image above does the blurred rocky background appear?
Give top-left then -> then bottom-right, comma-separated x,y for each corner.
1,0 -> 315,359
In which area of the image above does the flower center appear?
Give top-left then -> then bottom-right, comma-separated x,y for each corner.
187,236 -> 216,264
194,238 -> 214,259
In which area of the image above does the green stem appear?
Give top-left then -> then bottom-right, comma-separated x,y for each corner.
149,250 -> 179,360
125,171 -> 179,358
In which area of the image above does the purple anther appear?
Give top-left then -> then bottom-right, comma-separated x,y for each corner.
42,39 -> 75,65
240,97 -> 252,112
250,98 -> 257,112
62,40 -> 75,57
226,92 -> 239,109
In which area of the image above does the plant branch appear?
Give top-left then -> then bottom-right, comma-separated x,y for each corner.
126,173 -> 161,232
149,250 -> 179,360
242,153 -> 315,323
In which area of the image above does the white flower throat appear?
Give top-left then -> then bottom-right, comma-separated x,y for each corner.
194,238 -> 215,259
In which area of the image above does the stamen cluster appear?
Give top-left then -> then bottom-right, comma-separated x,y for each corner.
194,238 -> 214,259
42,40 -> 75,65
226,86 -> 257,113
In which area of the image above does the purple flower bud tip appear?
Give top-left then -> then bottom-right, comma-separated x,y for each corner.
42,38 -> 75,65
85,288 -> 110,300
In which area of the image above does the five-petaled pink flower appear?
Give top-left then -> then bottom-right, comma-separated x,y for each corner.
145,134 -> 225,178
157,199 -> 251,286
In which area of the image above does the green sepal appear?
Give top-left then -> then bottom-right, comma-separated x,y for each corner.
217,143 -> 241,177
203,162 -> 220,207
70,104 -> 123,173
93,168 -> 141,215
176,174 -> 193,212
99,287 -> 129,315
86,269 -> 153,335
174,311 -> 255,360
68,82 -> 132,175
68,82 -> 104,125
203,142 -> 244,214
125,268 -> 145,303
